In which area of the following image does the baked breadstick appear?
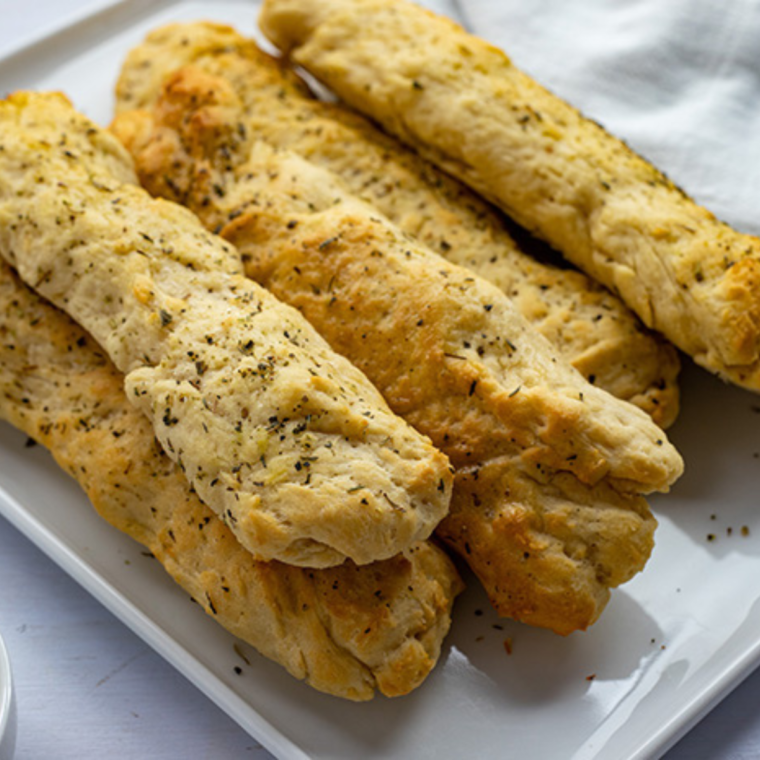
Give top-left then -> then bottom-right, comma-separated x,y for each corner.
0,91 -> 452,569
113,73 -> 683,632
113,21 -> 680,428
260,0 -> 760,391
0,260 -> 462,700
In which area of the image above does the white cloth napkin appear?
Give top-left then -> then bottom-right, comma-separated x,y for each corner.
418,0 -> 760,236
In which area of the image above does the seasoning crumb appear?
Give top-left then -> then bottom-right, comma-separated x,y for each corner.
234,642 -> 251,666
586,674 -> 596,682
707,533 -> 716,542
474,608 -> 483,617
503,638 -> 513,655
475,636 -> 484,643
24,437 -> 37,448
742,525 -> 751,537
233,666 -> 243,675
492,623 -> 504,631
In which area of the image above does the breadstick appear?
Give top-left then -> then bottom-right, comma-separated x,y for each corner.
0,260 -> 462,700
260,0 -> 760,390
113,21 -> 680,428
0,91 -> 452,568
113,72 -> 683,632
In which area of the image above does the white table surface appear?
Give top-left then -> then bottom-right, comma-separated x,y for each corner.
1,1 -> 759,759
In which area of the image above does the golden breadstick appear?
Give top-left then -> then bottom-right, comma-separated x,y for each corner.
260,0 -> 760,391
0,91 -> 452,568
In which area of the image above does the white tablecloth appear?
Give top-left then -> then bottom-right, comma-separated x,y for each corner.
1,1 -> 759,758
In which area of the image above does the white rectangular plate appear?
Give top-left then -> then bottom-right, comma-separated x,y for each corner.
1,2 -> 760,758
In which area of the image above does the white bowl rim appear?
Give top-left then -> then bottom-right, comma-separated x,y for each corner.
0,633 -> 12,742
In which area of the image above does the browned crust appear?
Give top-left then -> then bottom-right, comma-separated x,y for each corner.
438,464 -> 654,634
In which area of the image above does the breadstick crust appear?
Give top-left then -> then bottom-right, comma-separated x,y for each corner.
0,91 -> 453,568
441,462 -> 653,635
112,72 -> 677,631
259,0 -> 760,392
0,260 -> 463,700
112,21 -> 680,429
